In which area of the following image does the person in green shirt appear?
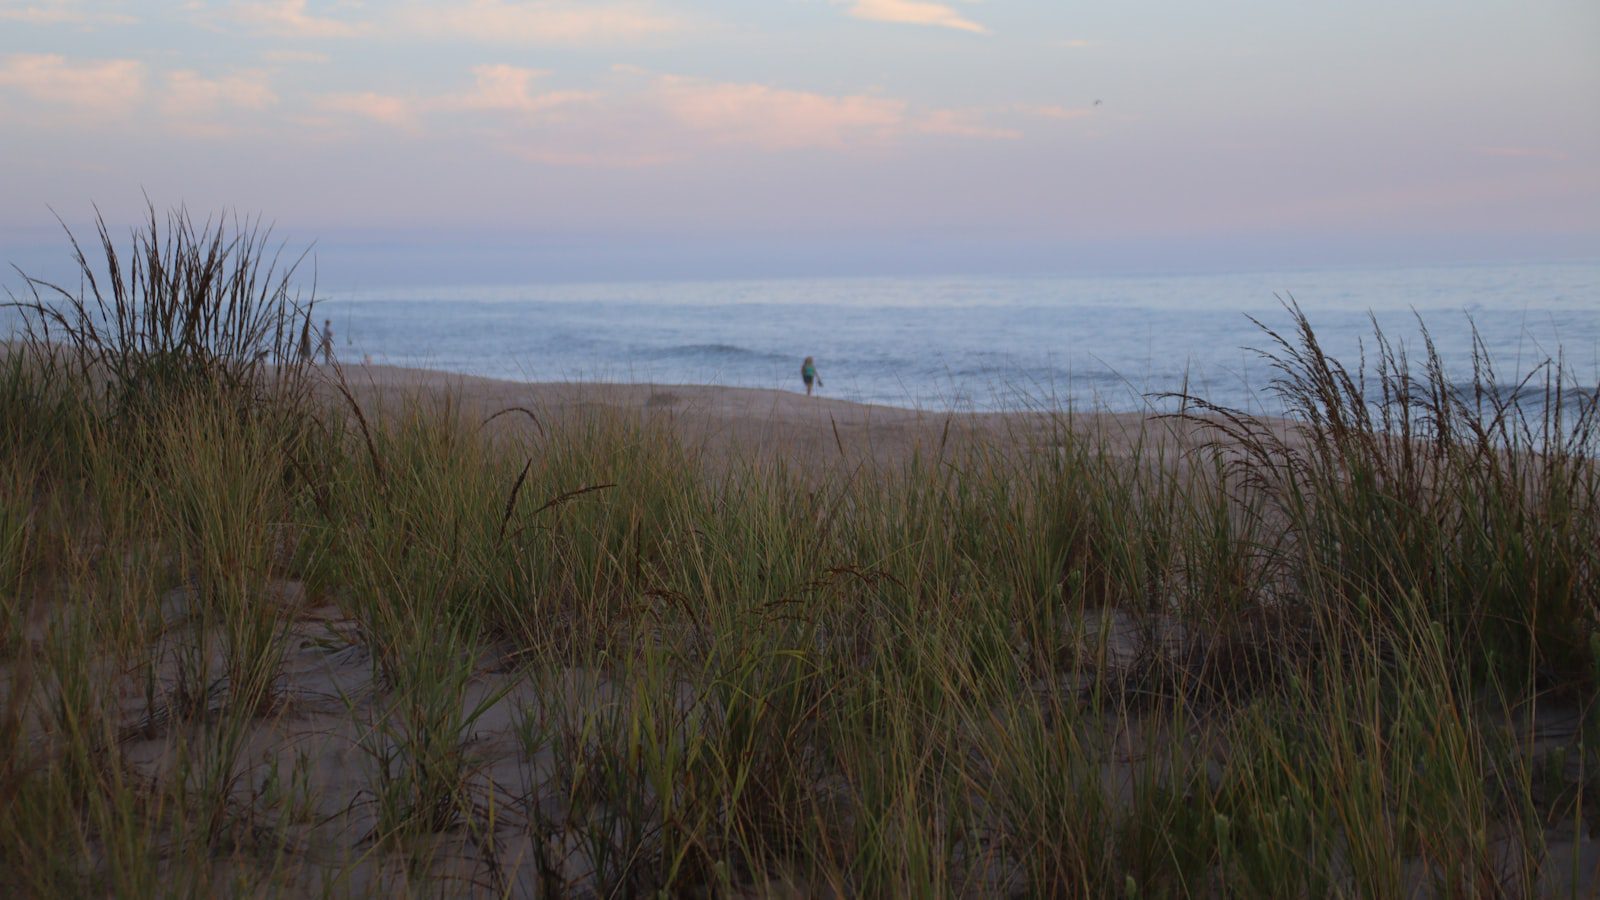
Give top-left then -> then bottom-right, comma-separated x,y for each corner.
801,356 -> 822,396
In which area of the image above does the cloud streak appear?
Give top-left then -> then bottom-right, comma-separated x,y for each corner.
0,1 -> 137,26
399,1 -> 683,45
225,1 -> 685,44
231,0 -> 365,38
298,65 -> 1020,165
309,65 -> 592,131
846,0 -> 987,35
649,74 -> 907,150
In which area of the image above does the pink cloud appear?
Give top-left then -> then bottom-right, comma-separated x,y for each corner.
650,74 -> 907,150
0,53 -> 144,113
230,1 -> 681,44
456,64 -> 593,114
296,65 -> 1019,168
311,66 -> 592,133
847,0 -> 987,35
163,70 -> 277,118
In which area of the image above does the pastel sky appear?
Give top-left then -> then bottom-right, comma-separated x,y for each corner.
1,0 -> 1597,282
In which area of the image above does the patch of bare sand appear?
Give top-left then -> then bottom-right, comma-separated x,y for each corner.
320,362 -> 1192,474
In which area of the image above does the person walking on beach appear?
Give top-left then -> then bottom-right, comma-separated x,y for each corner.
801,356 -> 822,396
320,319 -> 334,364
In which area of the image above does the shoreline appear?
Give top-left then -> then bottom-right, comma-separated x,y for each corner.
323,360 -> 1180,469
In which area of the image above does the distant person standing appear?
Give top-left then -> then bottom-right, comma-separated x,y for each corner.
801,356 -> 822,396
320,319 -> 334,364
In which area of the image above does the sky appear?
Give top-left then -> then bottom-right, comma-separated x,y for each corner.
1,0 -> 1597,284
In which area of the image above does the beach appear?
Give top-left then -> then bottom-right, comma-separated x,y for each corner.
331,361 -> 1180,473
4,322 -> 1596,896
311,264 -> 1600,415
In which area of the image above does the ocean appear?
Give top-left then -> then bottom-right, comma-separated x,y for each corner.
5,261 -> 1595,414
319,262 -> 1599,414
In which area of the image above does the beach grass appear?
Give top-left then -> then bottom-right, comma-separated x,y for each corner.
1,211 -> 1597,896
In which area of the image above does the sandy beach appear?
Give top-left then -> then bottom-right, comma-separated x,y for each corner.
8,342 -> 1594,896
328,361 -> 1177,473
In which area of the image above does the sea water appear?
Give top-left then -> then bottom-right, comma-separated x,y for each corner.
317,262 -> 1598,414
6,261 -> 1595,414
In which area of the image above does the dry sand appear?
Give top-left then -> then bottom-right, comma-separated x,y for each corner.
324,361 -> 1181,473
